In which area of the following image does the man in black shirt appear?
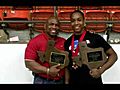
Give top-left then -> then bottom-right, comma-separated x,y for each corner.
64,10 -> 118,84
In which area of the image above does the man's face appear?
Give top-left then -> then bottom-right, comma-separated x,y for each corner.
45,17 -> 60,37
71,12 -> 85,35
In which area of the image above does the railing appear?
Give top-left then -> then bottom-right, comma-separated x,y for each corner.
0,20 -> 120,44
0,20 -> 120,24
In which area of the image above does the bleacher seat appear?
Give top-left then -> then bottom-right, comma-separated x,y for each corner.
112,11 -> 120,21
80,6 -> 102,10
85,10 -> 110,21
101,6 -> 120,10
86,23 -> 107,33
0,9 -> 3,29
30,6 -> 54,32
60,22 -> 73,33
58,6 -> 77,21
112,11 -> 120,32
3,9 -> 30,30
58,6 -> 76,32
85,10 -> 110,33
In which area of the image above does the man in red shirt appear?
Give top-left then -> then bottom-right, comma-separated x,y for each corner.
24,16 -> 69,84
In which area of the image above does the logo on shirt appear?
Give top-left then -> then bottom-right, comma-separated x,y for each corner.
74,40 -> 78,50
69,40 -> 78,51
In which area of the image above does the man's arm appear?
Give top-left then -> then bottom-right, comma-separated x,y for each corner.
25,60 -> 61,77
65,68 -> 70,84
25,60 -> 47,74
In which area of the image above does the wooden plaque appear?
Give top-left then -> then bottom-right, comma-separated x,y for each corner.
79,41 -> 107,70
49,51 -> 69,69
37,40 -> 69,69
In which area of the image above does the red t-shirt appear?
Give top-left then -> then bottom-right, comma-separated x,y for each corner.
24,33 -> 66,80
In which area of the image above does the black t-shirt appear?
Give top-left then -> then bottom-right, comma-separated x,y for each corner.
65,31 -> 111,52
64,31 -> 111,84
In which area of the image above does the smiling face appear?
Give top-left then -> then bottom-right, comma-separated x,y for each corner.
44,16 -> 60,38
70,11 -> 85,35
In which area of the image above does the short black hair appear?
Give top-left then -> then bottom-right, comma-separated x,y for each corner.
47,16 -> 60,23
70,10 -> 85,20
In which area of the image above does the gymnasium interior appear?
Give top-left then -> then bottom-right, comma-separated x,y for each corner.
0,6 -> 120,84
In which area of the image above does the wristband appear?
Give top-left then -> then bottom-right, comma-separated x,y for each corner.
47,68 -> 50,75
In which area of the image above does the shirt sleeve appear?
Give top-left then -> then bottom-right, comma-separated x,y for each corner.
95,34 -> 111,52
24,40 -> 38,61
64,36 -> 72,51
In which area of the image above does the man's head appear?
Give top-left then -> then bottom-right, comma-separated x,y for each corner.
44,16 -> 60,38
70,10 -> 85,35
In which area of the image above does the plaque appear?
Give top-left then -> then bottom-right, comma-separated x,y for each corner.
49,51 -> 69,69
37,51 -> 45,63
37,40 -> 69,69
79,41 -> 107,70
50,52 -> 65,65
